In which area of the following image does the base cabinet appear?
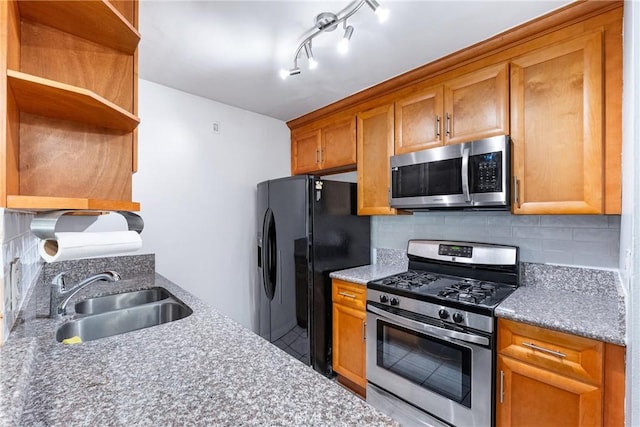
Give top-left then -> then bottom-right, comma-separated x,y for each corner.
496,319 -> 625,427
497,355 -> 602,427
332,279 -> 366,396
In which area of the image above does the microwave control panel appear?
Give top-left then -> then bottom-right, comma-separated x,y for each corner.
471,152 -> 502,193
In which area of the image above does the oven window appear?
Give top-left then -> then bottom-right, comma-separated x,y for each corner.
376,320 -> 472,408
392,158 -> 463,198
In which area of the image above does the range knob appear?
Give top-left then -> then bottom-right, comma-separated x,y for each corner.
452,312 -> 464,324
390,297 -> 400,306
379,295 -> 389,304
438,309 -> 449,320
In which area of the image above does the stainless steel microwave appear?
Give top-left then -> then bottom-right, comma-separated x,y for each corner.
390,135 -> 511,210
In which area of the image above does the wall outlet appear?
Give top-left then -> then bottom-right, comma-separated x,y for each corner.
213,122 -> 220,134
625,249 -> 632,272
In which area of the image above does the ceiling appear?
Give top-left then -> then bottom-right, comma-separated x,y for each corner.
138,0 -> 572,123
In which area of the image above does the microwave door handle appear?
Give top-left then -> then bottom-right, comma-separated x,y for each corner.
461,147 -> 471,202
367,304 -> 489,346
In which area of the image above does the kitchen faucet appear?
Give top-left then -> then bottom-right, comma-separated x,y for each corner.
49,271 -> 121,318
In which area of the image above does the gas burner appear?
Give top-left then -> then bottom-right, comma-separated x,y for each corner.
436,280 -> 499,304
373,270 -> 439,291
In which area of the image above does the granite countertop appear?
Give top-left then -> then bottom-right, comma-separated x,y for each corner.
496,286 -> 625,345
0,264 -> 398,425
329,264 -> 406,286
330,259 -> 626,347
496,263 -> 626,346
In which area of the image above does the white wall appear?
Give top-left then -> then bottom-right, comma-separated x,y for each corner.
621,1 -> 640,425
129,80 -> 289,329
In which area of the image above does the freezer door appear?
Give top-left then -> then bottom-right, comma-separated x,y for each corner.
256,181 -> 271,340
268,176 -> 311,364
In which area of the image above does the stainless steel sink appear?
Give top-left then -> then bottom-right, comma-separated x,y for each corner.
56,288 -> 193,343
74,287 -> 171,315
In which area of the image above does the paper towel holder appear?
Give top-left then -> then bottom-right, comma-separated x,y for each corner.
30,210 -> 144,240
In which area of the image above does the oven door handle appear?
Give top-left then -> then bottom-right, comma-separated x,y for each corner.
367,305 -> 489,346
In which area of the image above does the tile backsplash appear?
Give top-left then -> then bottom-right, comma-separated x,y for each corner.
1,210 -> 42,343
372,212 -> 621,269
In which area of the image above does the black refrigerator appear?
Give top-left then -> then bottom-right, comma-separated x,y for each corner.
256,175 -> 370,377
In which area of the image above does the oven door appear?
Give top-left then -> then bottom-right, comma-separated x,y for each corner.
366,304 -> 492,427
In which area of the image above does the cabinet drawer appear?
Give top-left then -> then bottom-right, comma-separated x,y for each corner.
332,279 -> 366,310
498,319 -> 603,385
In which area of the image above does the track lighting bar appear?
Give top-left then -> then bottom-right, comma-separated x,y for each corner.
279,0 -> 389,79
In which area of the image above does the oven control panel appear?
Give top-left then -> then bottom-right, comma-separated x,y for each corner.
367,289 -> 494,333
438,244 -> 473,258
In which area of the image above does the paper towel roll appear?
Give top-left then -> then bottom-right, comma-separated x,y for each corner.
39,231 -> 142,263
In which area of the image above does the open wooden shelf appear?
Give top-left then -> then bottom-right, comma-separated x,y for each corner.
8,70 -> 140,132
17,0 -> 140,54
6,195 -> 140,212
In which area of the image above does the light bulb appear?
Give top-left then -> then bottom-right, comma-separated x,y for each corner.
279,68 -> 289,80
308,58 -> 318,70
376,7 -> 390,23
338,25 -> 354,55
338,38 -> 349,55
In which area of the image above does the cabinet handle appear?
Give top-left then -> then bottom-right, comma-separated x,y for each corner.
362,322 -> 367,341
445,113 -> 451,136
435,115 -> 441,139
513,175 -> 520,208
319,148 -> 323,164
521,342 -> 567,359
338,291 -> 357,299
500,370 -> 505,403
315,149 -> 320,164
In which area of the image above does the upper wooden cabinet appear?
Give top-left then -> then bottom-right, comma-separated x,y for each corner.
511,32 -> 604,214
291,114 -> 356,175
395,63 -> 509,154
0,0 -> 140,211
357,104 -> 397,216
394,85 -> 444,154
288,2 -> 622,215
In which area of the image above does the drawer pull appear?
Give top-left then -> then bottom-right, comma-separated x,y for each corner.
522,342 -> 566,359
499,370 -> 504,403
338,291 -> 357,299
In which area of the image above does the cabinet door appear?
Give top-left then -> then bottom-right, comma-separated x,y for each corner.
497,355 -> 602,427
395,86 -> 444,154
357,104 -> 396,215
332,302 -> 366,389
321,115 -> 356,170
510,32 -> 603,214
291,128 -> 320,175
443,62 -> 509,145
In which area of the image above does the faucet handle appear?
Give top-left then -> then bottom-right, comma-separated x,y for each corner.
51,272 -> 67,289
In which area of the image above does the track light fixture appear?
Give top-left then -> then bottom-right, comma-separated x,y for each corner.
338,24 -> 354,55
279,0 -> 389,79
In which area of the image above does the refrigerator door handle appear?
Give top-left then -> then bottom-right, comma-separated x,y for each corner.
262,209 -> 277,301
278,250 -> 282,304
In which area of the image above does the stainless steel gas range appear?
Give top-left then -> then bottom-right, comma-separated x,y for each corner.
365,240 -> 519,427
